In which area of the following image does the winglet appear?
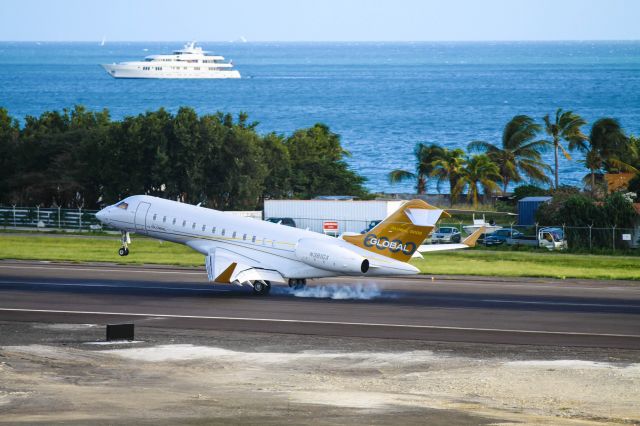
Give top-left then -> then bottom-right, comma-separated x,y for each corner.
462,226 -> 486,247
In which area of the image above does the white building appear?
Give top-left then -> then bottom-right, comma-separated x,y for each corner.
264,199 -> 405,234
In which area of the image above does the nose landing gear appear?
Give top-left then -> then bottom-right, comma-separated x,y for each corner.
118,231 -> 131,256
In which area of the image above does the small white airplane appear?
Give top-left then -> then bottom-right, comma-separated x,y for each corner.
95,195 -> 483,295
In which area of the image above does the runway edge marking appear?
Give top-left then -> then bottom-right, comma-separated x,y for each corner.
0,307 -> 639,339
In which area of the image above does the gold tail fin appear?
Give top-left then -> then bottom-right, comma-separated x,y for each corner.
343,199 -> 448,262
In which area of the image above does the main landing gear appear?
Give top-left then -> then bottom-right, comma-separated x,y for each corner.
118,231 -> 131,257
252,280 -> 271,296
288,278 -> 307,290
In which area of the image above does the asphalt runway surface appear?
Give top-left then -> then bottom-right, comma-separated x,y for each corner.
0,260 -> 639,349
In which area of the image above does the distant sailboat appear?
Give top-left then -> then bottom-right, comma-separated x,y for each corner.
100,36 -> 106,47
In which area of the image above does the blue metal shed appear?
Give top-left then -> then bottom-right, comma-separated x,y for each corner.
517,196 -> 552,225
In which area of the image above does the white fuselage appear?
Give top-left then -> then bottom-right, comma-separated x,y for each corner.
96,195 -> 418,279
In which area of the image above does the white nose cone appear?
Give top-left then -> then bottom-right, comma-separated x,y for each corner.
95,208 -> 107,223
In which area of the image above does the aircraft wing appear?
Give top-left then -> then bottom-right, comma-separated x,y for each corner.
186,240 -> 286,285
418,226 -> 486,253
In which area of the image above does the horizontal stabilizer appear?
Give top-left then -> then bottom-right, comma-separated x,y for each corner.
462,226 -> 486,247
405,208 -> 445,227
418,243 -> 470,253
417,226 -> 487,253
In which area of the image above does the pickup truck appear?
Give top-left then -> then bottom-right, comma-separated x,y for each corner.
506,227 -> 567,251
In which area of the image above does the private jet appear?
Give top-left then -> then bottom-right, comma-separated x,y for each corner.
95,196 -> 483,295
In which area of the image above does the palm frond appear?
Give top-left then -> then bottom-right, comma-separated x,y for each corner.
388,169 -> 415,184
467,140 -> 497,153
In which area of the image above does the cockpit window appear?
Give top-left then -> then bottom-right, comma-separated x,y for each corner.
116,202 -> 129,210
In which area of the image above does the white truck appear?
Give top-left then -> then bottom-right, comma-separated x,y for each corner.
506,227 -> 567,251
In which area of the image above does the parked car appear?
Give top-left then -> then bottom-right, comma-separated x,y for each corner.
265,217 -> 297,228
360,220 -> 382,234
489,229 -> 524,243
482,233 -> 505,246
431,226 -> 462,244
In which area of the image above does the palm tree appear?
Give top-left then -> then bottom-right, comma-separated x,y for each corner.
589,118 -> 636,173
580,148 -> 604,196
388,143 -> 443,194
430,147 -> 466,205
542,108 -> 588,189
453,154 -> 502,209
581,118 -> 637,196
468,115 -> 551,194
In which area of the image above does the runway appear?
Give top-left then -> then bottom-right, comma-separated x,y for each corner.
1,260 -> 639,349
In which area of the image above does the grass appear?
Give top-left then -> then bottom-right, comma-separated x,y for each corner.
0,235 -> 203,266
0,235 -> 638,281
411,250 -> 640,281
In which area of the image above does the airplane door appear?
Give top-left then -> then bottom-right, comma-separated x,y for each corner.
135,202 -> 151,233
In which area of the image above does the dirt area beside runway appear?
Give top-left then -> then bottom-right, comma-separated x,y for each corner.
1,322 -> 639,425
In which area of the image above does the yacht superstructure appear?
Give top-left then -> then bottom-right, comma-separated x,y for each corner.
101,42 -> 240,79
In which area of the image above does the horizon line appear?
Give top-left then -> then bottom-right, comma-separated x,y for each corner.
2,39 -> 640,43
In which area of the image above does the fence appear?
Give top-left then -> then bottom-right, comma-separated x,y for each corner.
438,221 -> 639,251
0,206 -> 108,231
2,207 -> 638,251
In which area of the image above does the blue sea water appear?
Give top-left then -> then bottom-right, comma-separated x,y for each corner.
1,41 -> 639,193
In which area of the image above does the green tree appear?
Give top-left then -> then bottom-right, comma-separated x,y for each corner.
430,147 -> 466,205
512,184 -> 548,200
0,108 -> 20,203
171,107 -> 203,203
469,115 -> 550,194
286,124 -> 367,199
388,143 -> 443,194
261,132 -> 292,199
0,107 -> 369,208
453,154 -> 502,208
542,108 -> 588,190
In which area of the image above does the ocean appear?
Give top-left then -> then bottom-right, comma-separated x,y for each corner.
1,41 -> 639,193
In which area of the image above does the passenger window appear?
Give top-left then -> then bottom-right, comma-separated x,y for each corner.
221,229 -> 225,236
182,220 -> 186,227
163,216 -> 167,223
243,234 -> 247,240
252,236 -> 256,243
172,218 -> 176,225
212,226 -> 216,234
202,225 -> 206,231
153,214 -> 157,221
192,223 -> 196,229
232,231 -> 237,238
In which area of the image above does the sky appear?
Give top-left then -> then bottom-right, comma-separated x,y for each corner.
1,0 -> 639,42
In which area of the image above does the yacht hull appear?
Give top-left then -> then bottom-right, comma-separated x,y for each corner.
101,64 -> 241,79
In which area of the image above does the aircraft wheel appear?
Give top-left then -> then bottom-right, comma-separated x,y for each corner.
253,280 -> 271,296
288,279 -> 306,290
118,247 -> 126,257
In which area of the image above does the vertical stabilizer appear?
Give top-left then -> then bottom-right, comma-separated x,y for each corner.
342,199 -> 447,262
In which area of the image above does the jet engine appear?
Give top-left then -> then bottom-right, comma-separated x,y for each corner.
295,238 -> 369,274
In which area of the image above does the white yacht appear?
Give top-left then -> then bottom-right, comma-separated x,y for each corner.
101,42 -> 240,79
462,214 -> 502,234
